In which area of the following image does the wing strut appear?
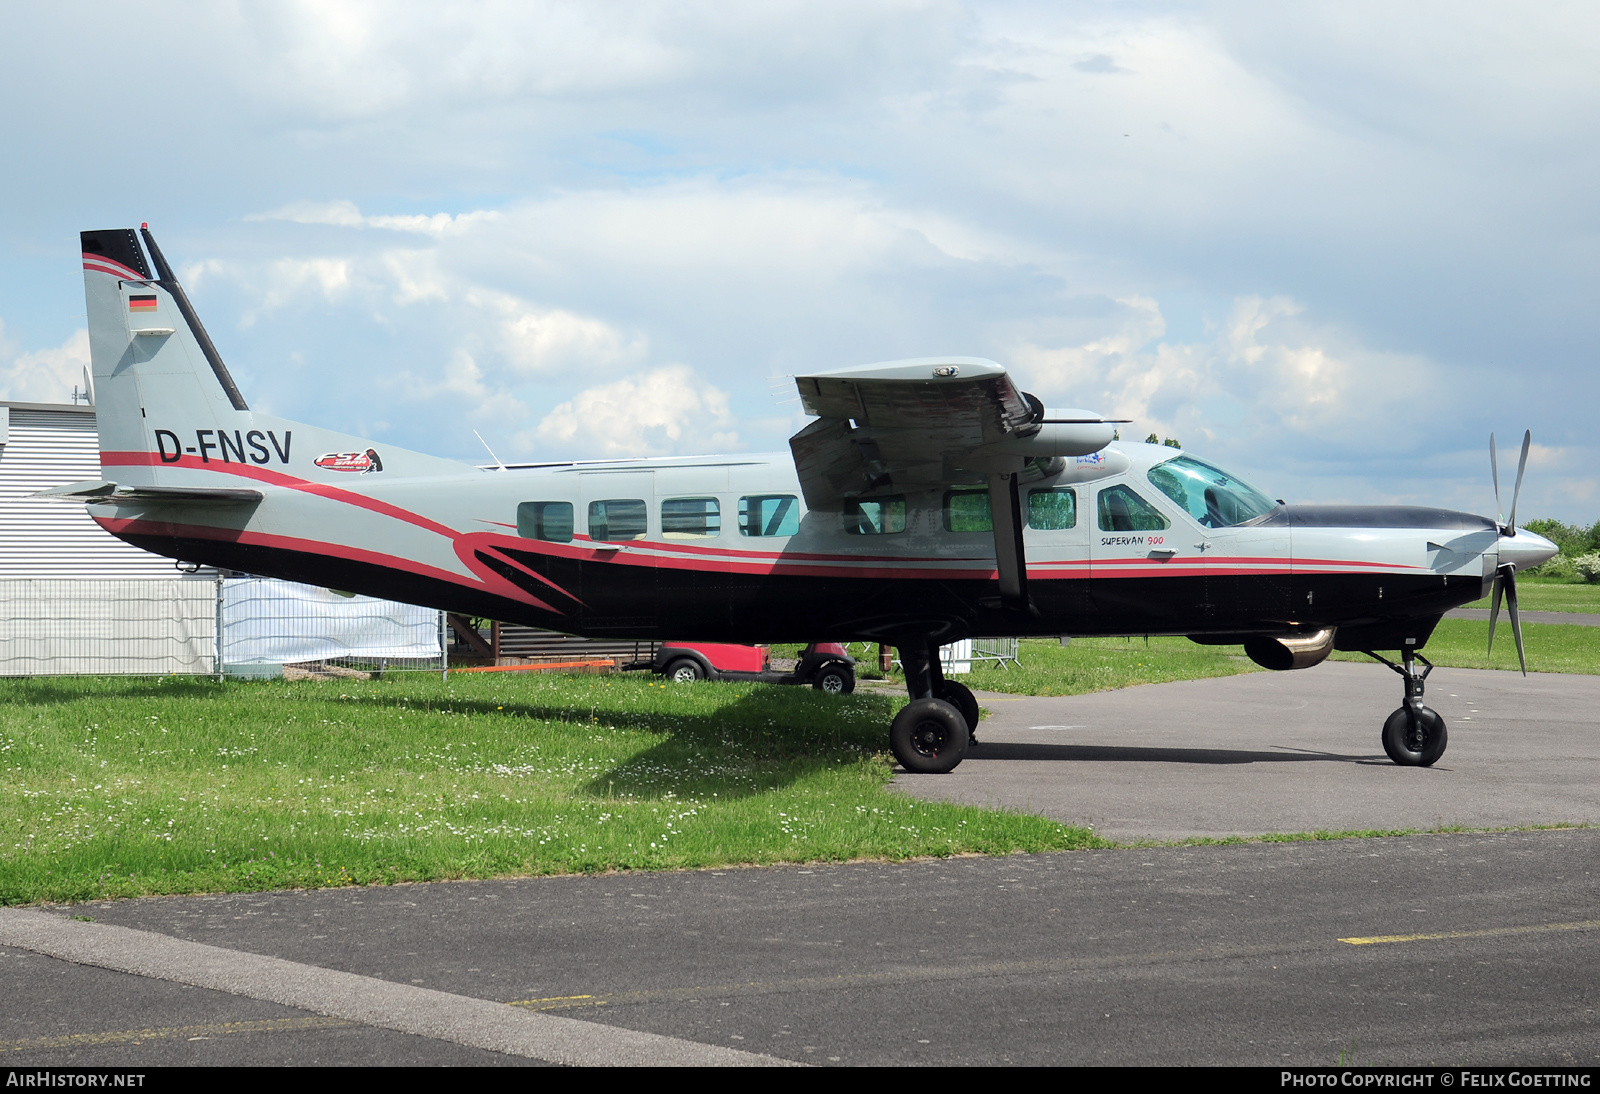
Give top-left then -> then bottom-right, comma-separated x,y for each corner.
986,472 -> 1033,614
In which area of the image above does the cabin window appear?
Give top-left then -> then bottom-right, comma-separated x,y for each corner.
587,498 -> 648,541
739,495 -> 800,537
517,501 -> 573,543
943,490 -> 992,532
662,497 -> 721,539
1146,455 -> 1277,528
1096,485 -> 1169,532
1028,487 -> 1077,530
844,496 -> 907,535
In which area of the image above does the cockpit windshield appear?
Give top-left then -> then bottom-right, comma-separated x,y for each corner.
1147,455 -> 1278,529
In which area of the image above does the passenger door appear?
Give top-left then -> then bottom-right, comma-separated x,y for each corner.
576,470 -> 657,634
1087,482 -> 1201,633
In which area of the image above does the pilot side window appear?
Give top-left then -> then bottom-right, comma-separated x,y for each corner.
661,497 -> 721,539
739,495 -> 800,537
1096,485 -> 1170,533
517,501 -> 573,543
943,490 -> 992,532
588,499 -> 649,541
1028,487 -> 1077,530
844,496 -> 907,535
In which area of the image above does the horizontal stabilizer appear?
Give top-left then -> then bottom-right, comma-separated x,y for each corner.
32,480 -> 264,504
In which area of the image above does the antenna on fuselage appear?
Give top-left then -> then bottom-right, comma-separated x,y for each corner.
474,430 -> 508,471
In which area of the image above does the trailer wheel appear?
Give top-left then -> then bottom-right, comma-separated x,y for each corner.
812,663 -> 855,695
666,658 -> 704,683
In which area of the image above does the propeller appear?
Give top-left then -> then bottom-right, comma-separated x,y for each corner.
1486,430 -> 1532,675
1490,430 -> 1530,536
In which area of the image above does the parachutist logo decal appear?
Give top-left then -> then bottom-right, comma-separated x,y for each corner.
314,449 -> 385,474
1075,452 -> 1106,465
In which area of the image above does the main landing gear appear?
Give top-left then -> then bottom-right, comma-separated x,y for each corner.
889,640 -> 980,774
1365,648 -> 1448,766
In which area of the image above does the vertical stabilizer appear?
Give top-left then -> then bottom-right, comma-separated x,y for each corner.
81,226 -> 245,487
80,225 -> 474,489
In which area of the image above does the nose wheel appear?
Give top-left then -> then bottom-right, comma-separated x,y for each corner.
1366,649 -> 1448,766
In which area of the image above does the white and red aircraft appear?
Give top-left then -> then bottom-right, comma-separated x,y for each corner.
50,226 -> 1557,773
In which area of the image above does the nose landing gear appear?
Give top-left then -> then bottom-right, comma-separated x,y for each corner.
1366,648 -> 1448,766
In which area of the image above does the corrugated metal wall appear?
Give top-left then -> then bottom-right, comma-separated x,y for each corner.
0,404 -> 203,578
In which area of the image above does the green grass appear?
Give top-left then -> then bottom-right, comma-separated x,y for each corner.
1462,577 -> 1600,613
0,673 -> 1104,906
1332,618 -> 1600,674
894,637 -> 1260,698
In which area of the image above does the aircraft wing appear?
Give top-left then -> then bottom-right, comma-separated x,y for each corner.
788,357 -> 1119,613
789,357 -> 1116,506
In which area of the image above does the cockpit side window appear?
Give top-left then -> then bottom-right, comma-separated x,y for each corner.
1146,455 -> 1276,528
1096,485 -> 1169,532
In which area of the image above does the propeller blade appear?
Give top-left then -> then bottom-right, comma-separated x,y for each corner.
1507,430 -> 1531,534
1505,563 -> 1527,676
1488,567 -> 1504,656
1490,432 -> 1502,529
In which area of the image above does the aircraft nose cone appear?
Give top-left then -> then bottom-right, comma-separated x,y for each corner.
1499,529 -> 1559,572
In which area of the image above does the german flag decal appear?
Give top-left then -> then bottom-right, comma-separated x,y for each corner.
128,295 -> 158,312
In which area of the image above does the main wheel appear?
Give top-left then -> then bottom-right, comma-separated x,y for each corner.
665,658 -> 705,684
935,680 -> 980,735
812,663 -> 855,695
1381,705 -> 1448,766
890,698 -> 970,774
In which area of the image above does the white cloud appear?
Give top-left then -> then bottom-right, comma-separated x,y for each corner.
1010,293 -> 1448,474
528,364 -> 737,456
223,257 -> 360,325
392,347 -> 528,427
463,289 -> 647,374
0,326 -> 90,404
249,200 -> 486,237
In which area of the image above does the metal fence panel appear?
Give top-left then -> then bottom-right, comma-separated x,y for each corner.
0,578 -> 214,675
222,577 -> 442,667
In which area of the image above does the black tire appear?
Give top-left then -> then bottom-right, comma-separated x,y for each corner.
935,679 -> 980,734
665,658 -> 705,684
812,663 -> 855,695
1382,705 -> 1447,766
890,698 -> 970,774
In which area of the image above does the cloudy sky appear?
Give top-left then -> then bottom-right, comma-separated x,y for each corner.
2,2 -> 1596,519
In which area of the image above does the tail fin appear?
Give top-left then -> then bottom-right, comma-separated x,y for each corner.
81,225 -> 468,488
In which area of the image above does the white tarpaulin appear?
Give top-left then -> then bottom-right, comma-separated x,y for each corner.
221,578 -> 441,664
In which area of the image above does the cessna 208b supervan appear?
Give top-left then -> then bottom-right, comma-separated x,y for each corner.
52,226 -> 1558,773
